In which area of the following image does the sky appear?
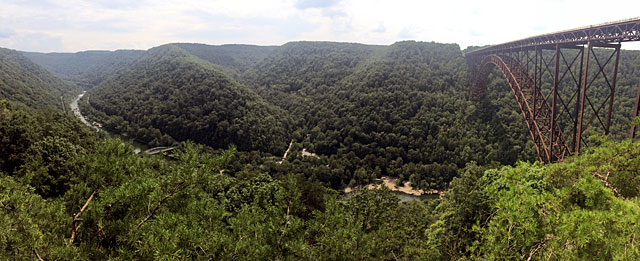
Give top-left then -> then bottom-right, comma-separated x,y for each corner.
1,0 -> 639,52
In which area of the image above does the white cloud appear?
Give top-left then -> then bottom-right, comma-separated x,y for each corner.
0,0 -> 639,52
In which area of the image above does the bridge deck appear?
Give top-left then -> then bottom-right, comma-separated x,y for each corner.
144,147 -> 176,155
467,17 -> 640,56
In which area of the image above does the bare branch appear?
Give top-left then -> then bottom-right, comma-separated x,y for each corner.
34,249 -> 44,261
69,189 -> 98,245
137,182 -> 185,228
593,172 -> 625,199
526,235 -> 550,261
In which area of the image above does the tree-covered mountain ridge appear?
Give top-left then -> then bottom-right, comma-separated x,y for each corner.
76,41 -> 518,190
22,49 -> 146,90
21,43 -> 277,89
81,44 -> 293,153
236,40 -> 537,189
0,47 -> 79,111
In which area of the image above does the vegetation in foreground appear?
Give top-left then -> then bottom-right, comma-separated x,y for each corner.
2,101 -> 640,260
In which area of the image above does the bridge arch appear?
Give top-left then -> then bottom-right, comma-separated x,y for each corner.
466,18 -> 640,162
471,54 -> 570,162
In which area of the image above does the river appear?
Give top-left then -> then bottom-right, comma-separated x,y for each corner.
70,92 -> 99,131
344,176 -> 442,203
392,191 -> 439,203
70,92 -> 149,153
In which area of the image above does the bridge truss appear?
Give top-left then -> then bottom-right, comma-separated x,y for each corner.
467,17 -> 640,162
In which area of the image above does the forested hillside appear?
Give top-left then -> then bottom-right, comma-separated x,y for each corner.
23,50 -> 145,90
173,43 -> 277,79
80,44 -> 293,152
23,44 -> 275,90
2,98 -> 639,260
242,41 -> 382,92
75,41 -> 538,190
0,47 -> 79,110
25,42 -> 640,193
609,50 -> 640,138
238,41 -> 537,190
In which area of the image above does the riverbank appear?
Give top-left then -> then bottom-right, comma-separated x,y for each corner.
345,176 -> 444,198
70,92 -> 150,153
70,91 -> 100,132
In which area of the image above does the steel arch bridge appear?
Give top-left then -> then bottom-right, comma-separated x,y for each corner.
466,17 -> 640,163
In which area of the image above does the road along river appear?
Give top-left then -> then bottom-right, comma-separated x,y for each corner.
70,92 -> 149,153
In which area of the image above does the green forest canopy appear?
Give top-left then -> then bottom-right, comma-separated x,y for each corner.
1,99 -> 640,260
1,40 -> 639,259
72,42 -> 640,191
78,41 -> 544,190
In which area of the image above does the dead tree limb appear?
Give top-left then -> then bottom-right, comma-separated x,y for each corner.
34,249 -> 44,261
593,171 -> 625,199
69,189 -> 98,245
137,182 -> 185,228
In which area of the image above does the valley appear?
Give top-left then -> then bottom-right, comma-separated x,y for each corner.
70,92 -> 151,154
3,0 -> 640,258
70,92 -> 98,131
1,39 -> 639,260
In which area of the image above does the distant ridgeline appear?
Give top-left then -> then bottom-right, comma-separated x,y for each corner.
0,47 -> 79,110
22,50 -> 146,90
19,42 -> 640,190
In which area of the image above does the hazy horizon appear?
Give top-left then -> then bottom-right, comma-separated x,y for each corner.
10,39 -> 640,54
2,0 -> 640,53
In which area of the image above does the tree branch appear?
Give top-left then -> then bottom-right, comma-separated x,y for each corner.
137,182 -> 185,228
34,249 -> 44,261
69,189 -> 98,245
526,235 -> 549,261
593,171 -> 625,199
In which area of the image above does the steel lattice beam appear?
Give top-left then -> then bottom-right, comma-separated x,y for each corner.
467,17 -> 640,57
473,54 -> 570,162
632,81 -> 640,139
467,18 -> 637,162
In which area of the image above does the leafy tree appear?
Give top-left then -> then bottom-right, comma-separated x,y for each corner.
470,139 -> 640,260
427,162 -> 492,260
0,176 -> 79,260
17,136 -> 83,198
